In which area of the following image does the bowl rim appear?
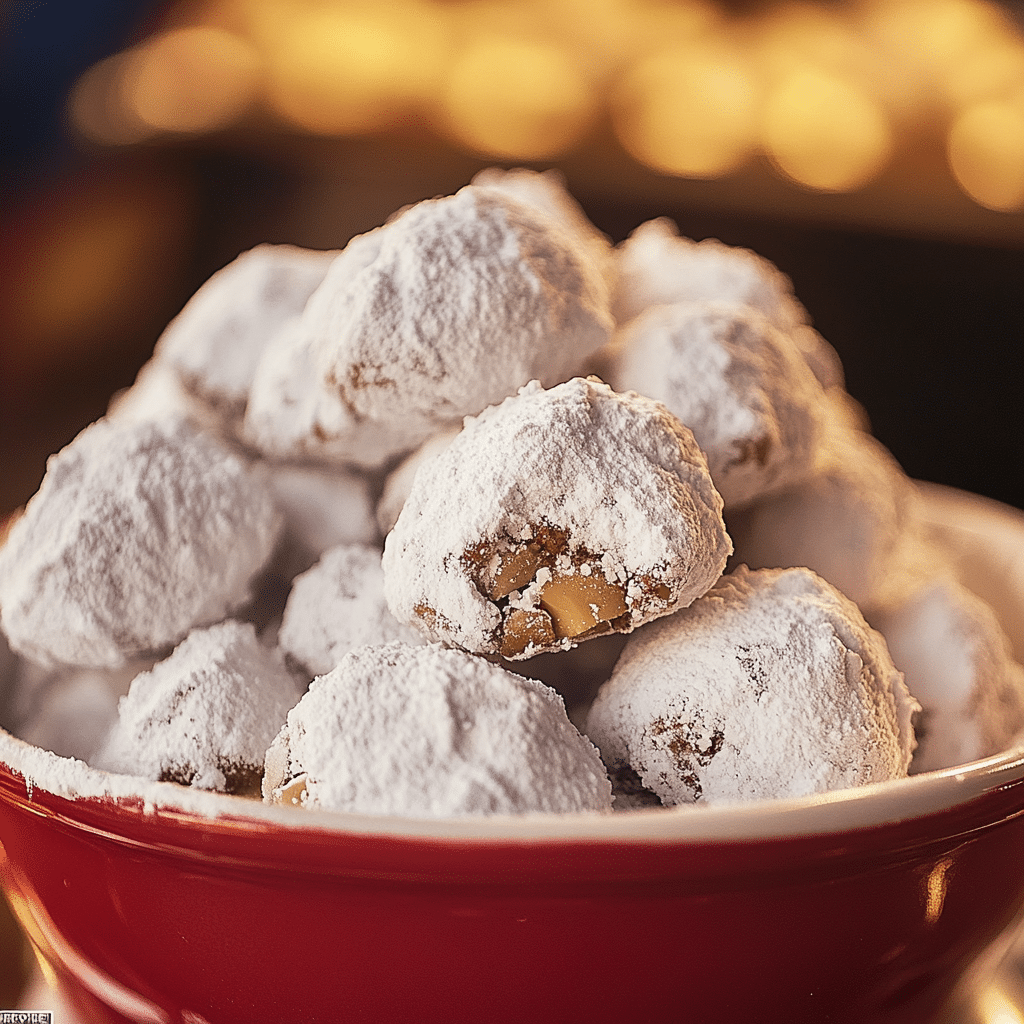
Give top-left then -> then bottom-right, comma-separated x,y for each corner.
2,481 -> 1024,846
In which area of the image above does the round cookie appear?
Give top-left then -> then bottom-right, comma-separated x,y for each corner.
0,416 -> 281,669
245,185 -> 612,468
872,575 -> 1024,773
382,377 -> 731,659
262,641 -> 612,816
608,300 -> 829,508
611,217 -> 843,389
95,620 -> 303,795
156,243 -> 337,419
727,425 -> 916,609
279,544 -> 425,677
586,565 -> 918,806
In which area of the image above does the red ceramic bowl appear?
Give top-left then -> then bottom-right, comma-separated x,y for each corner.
1,484 -> 1024,1024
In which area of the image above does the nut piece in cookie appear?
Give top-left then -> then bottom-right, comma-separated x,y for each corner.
382,377 -> 731,659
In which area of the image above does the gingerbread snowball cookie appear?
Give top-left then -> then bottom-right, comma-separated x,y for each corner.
382,377 -> 732,659
586,566 -> 918,805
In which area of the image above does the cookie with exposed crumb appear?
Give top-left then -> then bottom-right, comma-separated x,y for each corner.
382,377 -> 731,659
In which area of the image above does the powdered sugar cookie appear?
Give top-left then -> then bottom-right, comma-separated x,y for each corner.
611,218 -> 843,389
95,620 -> 302,795
471,166 -> 614,287
262,641 -> 612,816
607,301 -> 829,508
586,565 -> 918,806
727,425 -> 915,609
157,244 -> 337,419
872,575 -> 1024,773
0,416 -> 281,669
279,544 -> 425,677
382,377 -> 731,659
245,185 -> 612,468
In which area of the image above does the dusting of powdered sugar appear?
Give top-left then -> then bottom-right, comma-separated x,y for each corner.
156,244 -> 337,419
727,423 -> 917,609
470,166 -> 615,289
611,218 -> 844,389
244,185 -> 612,469
872,574 -> 1024,774
0,415 -> 281,669
93,620 -> 303,794
586,565 -> 918,806
263,641 -> 612,817
608,301 -> 830,509
382,377 -> 731,659
279,544 -> 426,676
375,426 -> 460,536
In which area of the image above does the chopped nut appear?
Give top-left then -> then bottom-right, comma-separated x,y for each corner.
273,774 -> 308,806
539,572 -> 629,639
500,607 -> 557,657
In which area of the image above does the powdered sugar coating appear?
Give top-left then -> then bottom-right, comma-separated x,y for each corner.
279,544 -> 425,676
608,301 -> 829,508
586,566 -> 918,806
0,416 -> 281,669
8,657 -> 147,763
382,377 -> 731,659
375,426 -> 459,536
246,185 -> 612,468
611,218 -> 843,389
242,318 -> 431,469
727,425 -> 915,608
872,575 -> 1024,774
265,641 -> 612,816
156,244 -> 336,418
94,620 -> 302,793
265,462 -> 378,580
471,166 -> 614,288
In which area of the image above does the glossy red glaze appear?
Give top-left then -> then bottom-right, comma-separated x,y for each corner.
0,763 -> 1023,1024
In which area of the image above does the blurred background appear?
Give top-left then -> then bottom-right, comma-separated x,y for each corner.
1,0 -> 1024,1008
2,0 -> 1024,522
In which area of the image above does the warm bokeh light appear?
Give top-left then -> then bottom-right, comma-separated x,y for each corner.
440,35 -> 597,160
942,37 -> 1024,109
761,67 -> 894,192
0,164 -> 195,374
859,0 -> 1020,116
69,53 -> 150,147
264,6 -> 447,135
948,101 -> 1024,211
124,26 -> 261,135
612,39 -> 759,179
750,2 -> 865,79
